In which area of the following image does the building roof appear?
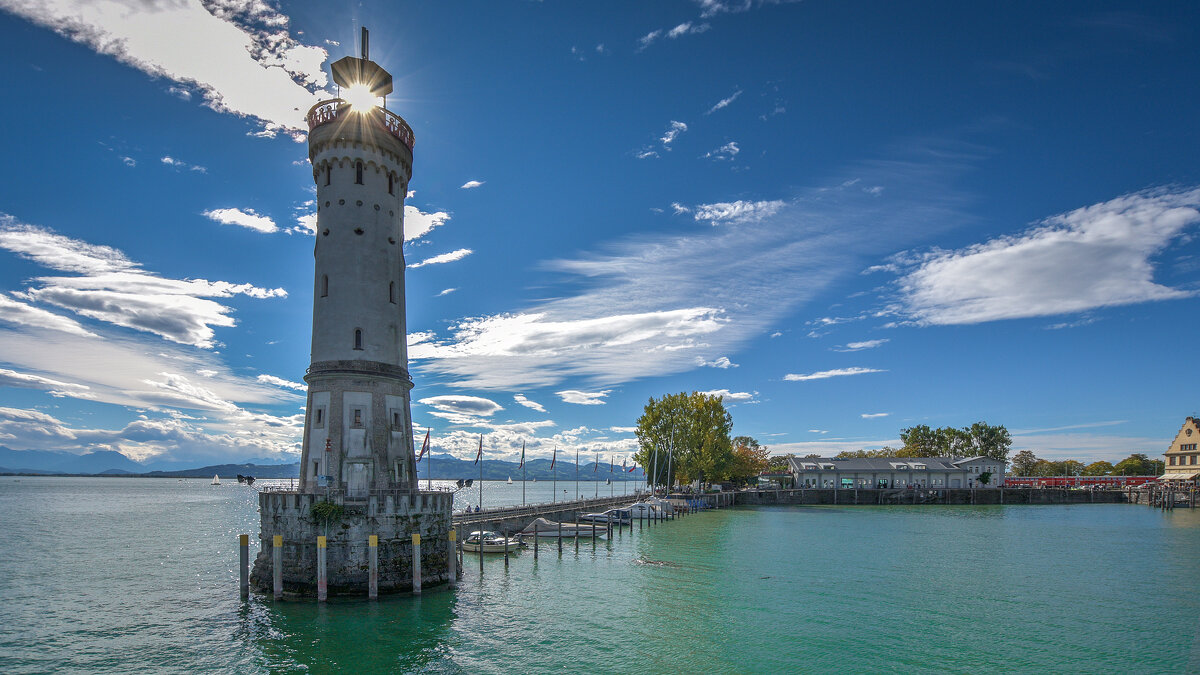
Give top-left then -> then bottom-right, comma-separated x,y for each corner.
786,456 -> 1006,472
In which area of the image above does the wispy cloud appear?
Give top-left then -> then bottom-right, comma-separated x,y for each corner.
860,412 -> 890,419
706,89 -> 742,114
704,142 -> 740,161
640,22 -> 711,50
410,248 -> 473,269
0,367 -> 91,399
784,367 -> 885,381
700,388 -> 757,402
557,389 -> 610,405
661,120 -> 688,148
460,180 -> 485,189
256,374 -> 304,391
694,0 -> 802,18
161,156 -> 206,173
404,205 -> 451,242
834,338 -> 889,352
437,288 -> 457,297
203,208 -> 277,234
417,395 -> 503,425
889,186 -> 1200,325
693,200 -> 785,225
513,394 -> 547,413
3,0 -> 328,139
696,356 -> 737,368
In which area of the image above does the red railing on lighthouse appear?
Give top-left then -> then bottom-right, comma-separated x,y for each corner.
306,99 -> 415,152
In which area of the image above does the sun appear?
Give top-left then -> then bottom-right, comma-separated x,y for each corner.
343,84 -> 380,112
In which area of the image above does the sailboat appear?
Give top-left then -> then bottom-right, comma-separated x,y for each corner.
507,476 -> 513,484
211,474 -> 220,485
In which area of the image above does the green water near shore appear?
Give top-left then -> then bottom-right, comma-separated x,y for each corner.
1,477 -> 1197,673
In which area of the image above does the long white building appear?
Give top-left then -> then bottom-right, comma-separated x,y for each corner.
787,456 -> 1007,489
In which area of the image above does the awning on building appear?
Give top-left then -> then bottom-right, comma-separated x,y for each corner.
1159,473 -> 1198,481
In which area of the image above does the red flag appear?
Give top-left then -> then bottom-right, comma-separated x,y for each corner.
628,461 -> 637,473
474,434 -> 483,465
518,440 -> 525,468
594,453 -> 599,473
610,456 -> 614,473
417,428 -> 430,462
550,445 -> 556,469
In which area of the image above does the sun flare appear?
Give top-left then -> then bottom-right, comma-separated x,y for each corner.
343,84 -> 379,112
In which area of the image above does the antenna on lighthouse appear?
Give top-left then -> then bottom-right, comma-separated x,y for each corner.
362,27 -> 369,60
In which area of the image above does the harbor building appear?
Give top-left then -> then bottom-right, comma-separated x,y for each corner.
1161,416 -> 1199,484
250,31 -> 454,597
786,456 -> 1006,489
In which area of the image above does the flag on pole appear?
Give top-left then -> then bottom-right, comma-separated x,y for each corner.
628,461 -> 637,473
550,445 -> 556,469
622,457 -> 627,473
610,455 -> 614,473
474,433 -> 483,465
417,428 -> 430,462
594,453 -> 599,473
518,440 -> 525,468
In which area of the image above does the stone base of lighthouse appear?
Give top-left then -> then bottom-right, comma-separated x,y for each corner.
250,490 -> 456,597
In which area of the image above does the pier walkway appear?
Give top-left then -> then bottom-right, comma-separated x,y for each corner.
453,493 -> 648,530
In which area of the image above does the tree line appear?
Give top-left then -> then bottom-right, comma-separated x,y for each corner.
1009,450 -> 1164,477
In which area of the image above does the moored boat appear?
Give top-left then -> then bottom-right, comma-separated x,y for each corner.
579,508 -> 632,525
519,517 -> 607,539
211,474 -> 220,485
462,530 -> 521,553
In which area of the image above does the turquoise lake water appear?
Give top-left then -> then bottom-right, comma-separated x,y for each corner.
1,477 -> 1197,673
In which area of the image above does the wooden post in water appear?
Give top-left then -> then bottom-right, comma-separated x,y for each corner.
448,529 -> 457,588
412,533 -> 422,594
557,522 -> 563,554
504,526 -> 510,568
239,534 -> 249,600
272,535 -> 282,600
368,535 -> 378,600
317,535 -> 327,602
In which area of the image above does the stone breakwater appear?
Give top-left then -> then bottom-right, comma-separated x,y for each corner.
733,487 -> 1130,506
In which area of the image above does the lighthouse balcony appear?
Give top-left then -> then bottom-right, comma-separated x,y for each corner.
306,99 -> 414,152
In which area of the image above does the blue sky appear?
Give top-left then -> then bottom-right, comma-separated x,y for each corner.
0,0 -> 1197,469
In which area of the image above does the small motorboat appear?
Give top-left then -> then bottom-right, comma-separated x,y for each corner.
211,474 -> 221,485
519,517 -> 607,540
462,530 -> 521,553
579,508 -> 632,525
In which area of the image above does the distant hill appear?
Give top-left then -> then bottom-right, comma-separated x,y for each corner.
0,446 -> 142,475
417,454 -> 644,482
142,463 -> 301,479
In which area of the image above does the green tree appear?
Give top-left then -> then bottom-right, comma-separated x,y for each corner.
766,453 -> 795,472
1060,460 -> 1085,476
1011,450 -> 1039,476
1082,461 -> 1115,476
1113,453 -> 1162,476
633,391 -> 734,488
1030,459 -> 1056,476
728,436 -> 770,486
978,471 -> 992,485
964,422 -> 1013,462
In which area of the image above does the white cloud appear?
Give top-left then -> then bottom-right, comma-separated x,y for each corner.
660,121 -> 688,148
513,394 -> 547,413
161,156 -> 206,173
706,89 -> 743,115
704,141 -> 740,161
1,0 -> 328,139
0,293 -> 97,337
557,389 -> 610,405
808,429 -> 829,434
121,156 -> 136,167
635,148 -> 659,160
410,248 -> 473,268
696,356 -> 737,368
437,288 -> 457,297
610,426 -> 637,433
893,187 -> 1200,325
417,395 -> 503,425
784,367 -> 886,381
460,180 -> 485,189
667,22 -> 711,38
0,217 -> 285,348
203,207 -> 278,234
834,339 -> 889,352
695,0 -> 802,18
288,212 -> 317,236
637,29 -> 663,50
860,412 -> 890,419
0,367 -> 92,399
700,388 -> 756,401
671,202 -> 690,215
256,374 -> 304,391
693,200 -> 785,225
404,205 -> 450,242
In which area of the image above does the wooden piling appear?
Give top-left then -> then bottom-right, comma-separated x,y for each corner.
239,534 -> 249,600
412,533 -> 422,594
272,534 -> 282,600
316,535 -> 327,602
504,527 -> 510,568
368,535 -> 378,600
448,529 -> 457,588
534,529 -> 539,559
557,522 -> 563,554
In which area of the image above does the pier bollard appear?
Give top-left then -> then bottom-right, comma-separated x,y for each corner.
504,528 -> 510,568
317,536 -> 327,602
368,535 -> 378,600
412,533 -> 422,595
272,535 -> 282,600
557,522 -> 563,554
534,528 -> 539,559
239,534 -> 249,600
575,526 -> 579,553
448,529 -> 457,588
591,520 -> 597,546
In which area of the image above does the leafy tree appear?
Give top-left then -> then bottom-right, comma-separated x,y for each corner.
767,453 -> 795,472
633,391 -> 733,488
978,471 -> 992,485
1060,460 -> 1085,476
1113,453 -> 1163,476
964,422 -> 1013,462
728,436 -> 770,486
1082,461 -> 1115,476
898,422 -> 1010,461
834,449 -> 893,459
1011,450 -> 1039,476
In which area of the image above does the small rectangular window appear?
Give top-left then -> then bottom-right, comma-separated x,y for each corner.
393,412 -> 401,427
388,174 -> 394,195
314,408 -> 324,426
353,409 -> 362,426
355,161 -> 363,185
325,165 -> 331,186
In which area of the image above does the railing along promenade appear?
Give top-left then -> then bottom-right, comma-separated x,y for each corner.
453,492 -> 649,528
306,98 -> 415,151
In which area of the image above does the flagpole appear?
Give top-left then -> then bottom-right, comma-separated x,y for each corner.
575,448 -> 579,502
552,445 -> 557,504
427,429 -> 432,491
521,440 -> 526,507
595,453 -> 599,498
477,433 -> 483,512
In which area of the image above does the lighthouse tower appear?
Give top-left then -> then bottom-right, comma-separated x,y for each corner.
298,30 -> 416,496
252,31 -> 454,598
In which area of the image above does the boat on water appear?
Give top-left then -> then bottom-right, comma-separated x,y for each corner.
519,517 -> 607,539
579,508 -> 632,525
645,496 -> 675,515
462,530 -> 521,553
627,502 -> 671,518
507,476 -> 513,484
211,474 -> 220,485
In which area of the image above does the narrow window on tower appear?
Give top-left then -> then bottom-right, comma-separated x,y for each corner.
354,328 -> 363,350
321,275 -> 328,297
389,281 -> 395,304
325,164 -> 331,186
355,161 -> 363,184
353,409 -> 362,426
388,174 -> 394,195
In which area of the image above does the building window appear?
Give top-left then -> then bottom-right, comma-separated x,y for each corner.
1191,455 -> 1197,465
393,412 -> 402,427
325,165 -> 331,186
312,461 -> 319,479
313,407 -> 324,427
354,328 -> 363,350
388,174 -> 394,195
1170,456 -> 1177,466
353,409 -> 362,426
355,161 -> 363,184
321,275 -> 328,297
389,281 -> 395,304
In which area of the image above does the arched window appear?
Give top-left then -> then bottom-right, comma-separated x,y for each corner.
354,328 -> 363,350
389,281 -> 395,304
321,275 -> 328,297
355,161 -> 363,185
388,174 -> 394,195
325,165 -> 331,186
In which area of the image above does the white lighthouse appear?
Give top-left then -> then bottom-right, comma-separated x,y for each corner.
298,29 -> 417,496
252,31 -> 455,598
